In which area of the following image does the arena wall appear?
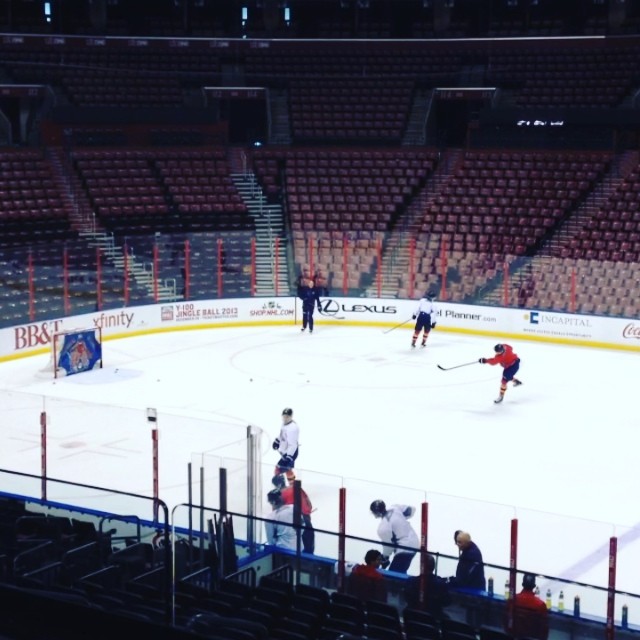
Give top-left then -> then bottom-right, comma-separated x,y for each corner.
1,297 -> 639,362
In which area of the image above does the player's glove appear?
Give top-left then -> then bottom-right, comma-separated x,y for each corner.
380,555 -> 390,569
479,358 -> 486,364
317,303 -> 322,312
412,315 -> 416,320
431,322 -> 437,329
272,438 -> 280,451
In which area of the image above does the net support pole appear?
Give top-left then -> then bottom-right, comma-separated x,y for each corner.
409,237 -> 416,300
440,236 -> 447,301
123,242 -> 130,306
40,411 -> 47,501
342,234 -> 348,295
246,425 -> 257,555
337,487 -> 346,592
219,467 -> 228,578
217,238 -> 224,298
184,239 -> 191,301
62,246 -> 70,316
96,247 -> 102,311
153,243 -> 159,303
376,236 -> 382,298
28,251 -> 35,321
149,408 -> 159,523
250,237 -> 256,297
607,537 -> 617,640
275,237 -> 280,297
418,501 -> 429,607
506,518 -> 518,633
503,261 -> 510,307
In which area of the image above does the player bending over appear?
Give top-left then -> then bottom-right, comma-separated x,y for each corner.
479,343 -> 523,404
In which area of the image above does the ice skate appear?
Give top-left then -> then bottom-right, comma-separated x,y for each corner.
411,341 -> 416,348
301,327 -> 306,332
513,379 -> 522,387
421,342 -> 427,348
494,395 -> 504,404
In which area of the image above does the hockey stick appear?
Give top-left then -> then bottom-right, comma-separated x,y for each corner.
382,318 -> 413,334
437,361 -> 479,371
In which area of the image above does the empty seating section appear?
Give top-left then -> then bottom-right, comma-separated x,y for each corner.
556,163 -> 640,264
505,257 -> 640,318
0,149 -> 72,243
487,44 -> 640,108
420,150 -> 611,257
73,148 -> 251,236
290,79 -> 413,142
253,148 -> 437,292
244,43 -> 463,82
0,45 -> 222,107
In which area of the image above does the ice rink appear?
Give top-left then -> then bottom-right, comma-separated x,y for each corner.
0,321 -> 637,616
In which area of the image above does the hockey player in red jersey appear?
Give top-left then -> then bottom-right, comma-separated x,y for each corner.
479,343 -> 523,404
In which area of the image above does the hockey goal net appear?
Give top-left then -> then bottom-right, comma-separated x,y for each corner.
40,327 -> 103,378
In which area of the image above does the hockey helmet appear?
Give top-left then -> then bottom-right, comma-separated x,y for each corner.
370,500 -> 387,517
282,407 -> 293,416
425,290 -> 437,301
494,344 -> 505,354
272,474 -> 287,489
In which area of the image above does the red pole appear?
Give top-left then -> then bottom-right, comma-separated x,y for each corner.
184,239 -> 190,301
96,247 -> 102,311
337,487 -> 346,592
40,411 -> 47,501
409,237 -> 416,300
27,251 -> 35,321
250,237 -> 256,297
503,261 -> 509,307
275,237 -> 280,297
152,427 -> 159,523
440,237 -> 447,301
123,242 -> 130,306
570,267 -> 577,313
342,234 -> 348,295
153,243 -> 159,303
63,247 -> 70,316
376,236 -> 382,298
419,501 -> 429,606
606,537 -> 617,640
506,518 -> 518,633
217,238 -> 223,297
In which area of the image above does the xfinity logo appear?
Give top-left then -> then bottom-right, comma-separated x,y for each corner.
319,300 -> 397,316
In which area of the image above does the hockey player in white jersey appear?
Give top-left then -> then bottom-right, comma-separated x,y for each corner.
370,500 -> 419,573
411,290 -> 438,348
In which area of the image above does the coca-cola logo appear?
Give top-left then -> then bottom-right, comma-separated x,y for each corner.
622,323 -> 640,340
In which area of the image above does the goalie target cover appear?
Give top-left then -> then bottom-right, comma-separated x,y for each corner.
52,328 -> 103,378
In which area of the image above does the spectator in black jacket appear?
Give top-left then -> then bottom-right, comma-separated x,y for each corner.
404,553 -> 451,618
450,530 -> 486,590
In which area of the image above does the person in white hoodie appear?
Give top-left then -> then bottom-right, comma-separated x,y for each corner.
264,489 -> 296,551
369,499 -> 419,573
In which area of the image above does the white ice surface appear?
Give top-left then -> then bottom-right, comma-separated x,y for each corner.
0,324 -> 637,615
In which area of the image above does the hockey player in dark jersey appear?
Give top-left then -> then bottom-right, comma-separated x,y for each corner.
298,277 -> 321,333
411,290 -> 438,348
480,343 -> 523,403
